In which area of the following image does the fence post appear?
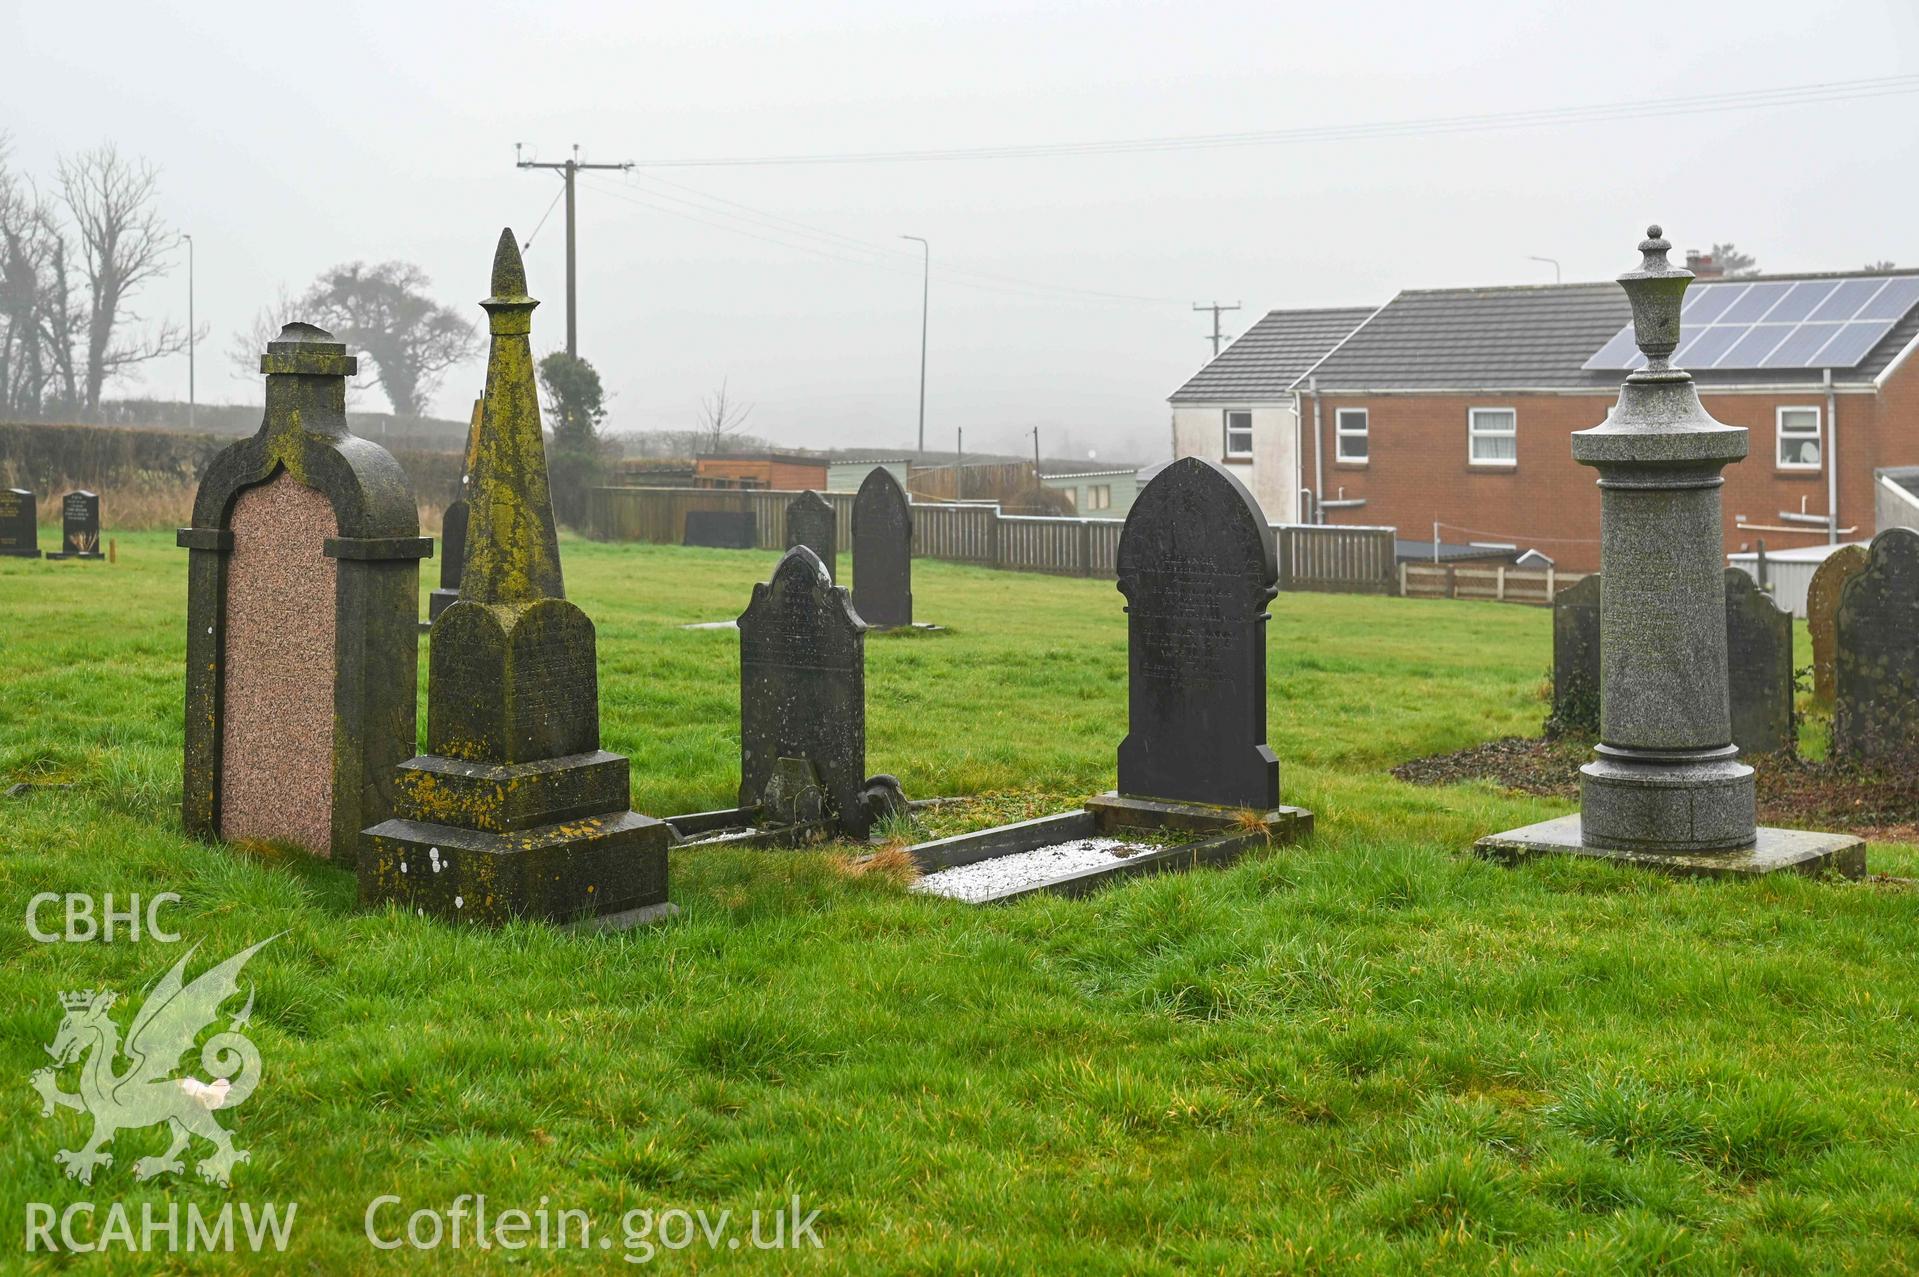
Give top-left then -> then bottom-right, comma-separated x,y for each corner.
1275,527 -> 1292,591
1078,520 -> 1094,577
1398,561 -> 1407,596
988,507 -> 1003,568
1496,564 -> 1506,601
1546,565 -> 1556,600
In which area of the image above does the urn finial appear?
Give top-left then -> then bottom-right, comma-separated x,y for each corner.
1618,222 -> 1692,373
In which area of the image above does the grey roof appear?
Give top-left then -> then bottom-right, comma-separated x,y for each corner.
1169,306 -> 1375,403
1303,270 -> 1919,392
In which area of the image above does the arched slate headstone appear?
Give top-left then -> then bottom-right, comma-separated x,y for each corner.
46,491 -> 102,559
738,545 -> 871,835
1724,568 -> 1794,757
851,467 -> 912,628
1807,544 -> 1868,707
1551,574 -> 1602,733
1834,527 -> 1919,766
785,490 -> 838,581
1115,456 -> 1279,810
427,399 -> 483,625
0,488 -> 40,557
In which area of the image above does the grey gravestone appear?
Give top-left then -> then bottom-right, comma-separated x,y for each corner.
1833,528 -> 1919,766
684,509 -> 757,549
1724,568 -> 1793,757
851,467 -> 913,628
1115,456 -> 1280,810
738,545 -> 873,835
785,490 -> 837,581
0,488 -> 40,557
427,400 -> 483,625
46,491 -> 103,560
1806,544 -> 1867,707
1551,574 -> 1602,733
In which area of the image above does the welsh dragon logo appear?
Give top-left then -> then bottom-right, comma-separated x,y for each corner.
30,938 -> 274,1187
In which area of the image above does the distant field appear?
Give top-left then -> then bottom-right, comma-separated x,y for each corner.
3,534 -> 1916,1273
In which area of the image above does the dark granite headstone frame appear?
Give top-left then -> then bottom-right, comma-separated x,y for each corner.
784,490 -> 838,581
1551,574 -> 1603,733
178,323 -> 431,866
1834,527 -> 1919,766
46,491 -> 103,560
1724,568 -> 1794,757
0,488 -> 40,558
1114,456 -> 1280,811
1807,544 -> 1868,707
851,467 -> 913,628
738,545 -> 870,836
684,509 -> 758,549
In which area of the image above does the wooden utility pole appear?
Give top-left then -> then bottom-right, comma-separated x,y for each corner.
515,144 -> 633,357
1193,300 -> 1242,357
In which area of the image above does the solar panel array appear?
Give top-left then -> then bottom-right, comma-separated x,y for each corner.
1583,275 -> 1919,372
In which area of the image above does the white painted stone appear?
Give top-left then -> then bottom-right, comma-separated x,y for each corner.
912,838 -> 1148,903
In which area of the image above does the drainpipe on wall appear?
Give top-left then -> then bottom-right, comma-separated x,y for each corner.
1291,388 -> 1303,524
1825,368 -> 1839,545
1309,376 -> 1325,525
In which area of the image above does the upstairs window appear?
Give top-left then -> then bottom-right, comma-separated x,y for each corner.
1777,406 -> 1821,469
1335,408 -> 1369,461
1468,408 -> 1517,466
1224,410 -> 1254,459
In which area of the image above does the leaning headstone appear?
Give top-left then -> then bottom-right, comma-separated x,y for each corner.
45,491 -> 103,560
851,467 -> 913,628
1833,527 -> 1919,767
1807,544 -> 1868,706
362,229 -> 671,928
1724,568 -> 1794,757
0,488 -> 40,557
738,545 -> 874,835
1550,574 -> 1602,733
684,509 -> 757,549
1110,456 -> 1280,811
425,399 -> 483,626
178,323 -> 430,863
784,490 -> 837,581
1478,225 -> 1860,878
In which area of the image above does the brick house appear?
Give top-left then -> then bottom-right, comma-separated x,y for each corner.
692,451 -> 830,491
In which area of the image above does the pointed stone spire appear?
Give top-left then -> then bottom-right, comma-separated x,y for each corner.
462,228 -> 565,604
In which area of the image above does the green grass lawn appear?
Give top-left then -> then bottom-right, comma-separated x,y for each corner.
4,531 -> 1918,1273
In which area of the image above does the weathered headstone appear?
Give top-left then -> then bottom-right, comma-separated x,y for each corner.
1111,456 -> 1280,810
784,490 -> 837,581
1724,568 -> 1794,757
362,229 -> 671,927
179,323 -> 430,863
738,545 -> 873,834
684,509 -> 757,549
851,467 -> 913,628
1833,527 -> 1919,766
1550,573 -> 1602,733
0,488 -> 41,557
44,491 -> 103,560
1807,544 -> 1868,706
426,399 -> 483,626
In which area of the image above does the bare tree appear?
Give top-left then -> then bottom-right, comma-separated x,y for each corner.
300,261 -> 477,417
697,377 -> 755,454
58,144 -> 189,411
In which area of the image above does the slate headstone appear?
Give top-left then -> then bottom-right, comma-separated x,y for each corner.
1724,568 -> 1794,757
1115,456 -> 1279,810
851,467 -> 913,628
1833,527 -> 1919,766
1551,573 -> 1602,733
1806,544 -> 1868,707
0,488 -> 40,557
427,399 -> 483,625
684,509 -> 758,549
738,544 -> 871,835
784,490 -> 837,581
46,490 -> 103,560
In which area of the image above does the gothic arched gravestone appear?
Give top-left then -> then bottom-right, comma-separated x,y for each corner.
1551,574 -> 1603,734
1806,544 -> 1868,707
785,489 -> 838,582
1724,568 -> 1794,757
851,467 -> 912,628
1834,528 -> 1919,766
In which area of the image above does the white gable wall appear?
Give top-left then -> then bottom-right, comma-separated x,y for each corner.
1170,402 -> 1298,524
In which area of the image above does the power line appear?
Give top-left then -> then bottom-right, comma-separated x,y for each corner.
627,75 -> 1919,168
515,143 -> 634,356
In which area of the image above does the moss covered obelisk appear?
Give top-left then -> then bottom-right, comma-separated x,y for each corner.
360,229 -> 673,927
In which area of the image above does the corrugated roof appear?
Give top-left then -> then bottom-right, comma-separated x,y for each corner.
1169,306 -> 1375,403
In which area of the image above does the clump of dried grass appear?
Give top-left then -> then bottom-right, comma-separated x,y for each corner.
830,845 -> 922,887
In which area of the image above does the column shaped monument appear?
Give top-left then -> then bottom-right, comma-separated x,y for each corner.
1477,226 -> 1862,878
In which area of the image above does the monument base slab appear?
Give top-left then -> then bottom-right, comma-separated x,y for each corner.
1086,792 -> 1314,840
1475,814 -> 1865,880
0,548 -> 42,558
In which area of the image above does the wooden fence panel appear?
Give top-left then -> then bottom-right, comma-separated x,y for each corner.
1276,524 -> 1397,594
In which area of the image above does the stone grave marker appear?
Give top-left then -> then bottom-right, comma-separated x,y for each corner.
784,490 -> 837,581
1111,456 -> 1280,811
1551,573 -> 1602,733
179,323 -> 430,863
851,466 -> 913,628
1806,544 -> 1868,706
684,509 -> 757,549
1724,568 -> 1793,757
0,488 -> 41,557
426,399 -> 483,626
45,491 -> 103,560
1833,527 -> 1919,766
362,229 -> 671,928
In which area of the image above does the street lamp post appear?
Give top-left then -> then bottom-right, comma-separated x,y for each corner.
185,233 -> 195,430
1528,255 -> 1562,284
901,235 -> 928,456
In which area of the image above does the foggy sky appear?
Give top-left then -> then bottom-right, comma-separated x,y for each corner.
6,0 -> 1915,463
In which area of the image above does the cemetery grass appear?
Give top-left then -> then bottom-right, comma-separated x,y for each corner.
1,536 -> 1917,1273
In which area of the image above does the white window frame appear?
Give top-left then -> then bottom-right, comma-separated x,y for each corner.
1776,405 -> 1822,471
1335,407 -> 1369,462
1468,407 -> 1517,468
1223,409 -> 1254,460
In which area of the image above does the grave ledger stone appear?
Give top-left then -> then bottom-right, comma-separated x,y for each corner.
1806,544 -> 1868,707
45,491 -> 103,560
1550,573 -> 1602,733
784,490 -> 838,581
178,323 -> 431,863
1477,226 -> 1860,878
1833,527 -> 1919,766
0,488 -> 40,557
362,229 -> 671,928
426,399 -> 483,626
851,466 -> 913,628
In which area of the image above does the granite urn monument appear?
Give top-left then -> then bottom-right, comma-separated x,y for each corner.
362,229 -> 672,928
1477,226 -> 1861,878
46,491 -> 103,560
425,399 -> 483,628
784,490 -> 838,581
1550,573 -> 1603,734
1833,527 -> 1919,766
0,488 -> 40,557
851,466 -> 913,628
1724,568 -> 1794,758
1807,543 -> 1868,707
178,323 -> 431,862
